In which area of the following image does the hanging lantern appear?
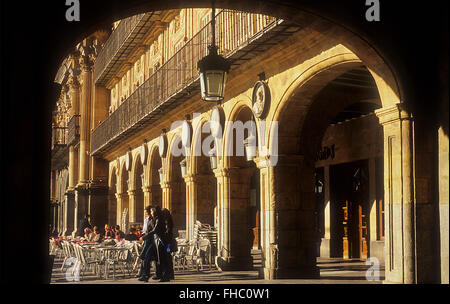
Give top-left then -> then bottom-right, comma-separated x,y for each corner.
158,168 -> 164,182
180,158 -> 187,177
197,1 -> 231,102
243,134 -> 257,161
208,148 -> 217,170
140,173 -> 145,187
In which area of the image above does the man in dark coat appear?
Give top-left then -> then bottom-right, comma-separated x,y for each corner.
77,214 -> 92,237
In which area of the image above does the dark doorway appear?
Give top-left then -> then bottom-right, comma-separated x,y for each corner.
330,159 -> 369,260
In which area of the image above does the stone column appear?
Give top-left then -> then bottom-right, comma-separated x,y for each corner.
375,104 -> 415,283
62,190 -> 75,236
161,181 -> 172,211
213,168 -> 232,268
184,174 -> 198,241
88,183 -> 108,229
213,167 -> 254,271
267,155 -> 320,279
78,53 -> 93,185
368,157 -> 384,262
67,72 -> 80,191
142,186 -> 151,207
115,192 -> 126,226
128,189 -> 137,223
73,185 -> 89,237
320,165 -> 331,257
438,125 -> 449,283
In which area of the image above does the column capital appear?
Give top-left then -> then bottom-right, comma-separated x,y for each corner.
183,173 -> 199,183
67,74 -> 80,89
79,55 -> 94,72
142,185 -> 151,193
115,192 -> 127,199
375,103 -> 413,126
160,181 -> 174,189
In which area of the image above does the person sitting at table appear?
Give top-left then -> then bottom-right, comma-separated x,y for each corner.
125,227 -> 140,241
104,224 -> 113,239
136,227 -> 143,238
92,226 -> 103,242
115,225 -> 125,241
77,214 -> 92,237
83,227 -> 95,241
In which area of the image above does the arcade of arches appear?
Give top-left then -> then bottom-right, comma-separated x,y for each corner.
49,6 -> 448,284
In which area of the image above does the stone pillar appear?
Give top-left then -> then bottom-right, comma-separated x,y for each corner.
161,181 -> 172,210
375,104 -> 415,283
368,157 -> 384,262
128,190 -> 137,223
213,167 -> 254,271
115,192 -> 126,226
320,165 -> 331,257
438,125 -> 449,283
67,72 -> 80,191
142,186 -> 151,207
267,155 -> 320,279
88,182 -> 109,229
213,168 -> 232,267
107,192 -> 117,226
62,190 -> 75,236
73,185 -> 89,236
78,53 -> 93,185
184,174 -> 198,241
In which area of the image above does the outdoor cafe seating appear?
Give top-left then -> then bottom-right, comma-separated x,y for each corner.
49,220 -> 218,281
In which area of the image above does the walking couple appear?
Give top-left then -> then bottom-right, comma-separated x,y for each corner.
138,205 -> 176,282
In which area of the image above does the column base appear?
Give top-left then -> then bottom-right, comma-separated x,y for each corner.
263,265 -> 320,280
319,238 -> 331,258
215,255 -> 253,271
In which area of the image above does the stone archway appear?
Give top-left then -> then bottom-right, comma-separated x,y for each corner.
146,143 -> 163,208
216,104 -> 260,271
166,134 -> 187,238
186,117 -> 218,240
130,152 -> 145,228
108,166 -> 118,226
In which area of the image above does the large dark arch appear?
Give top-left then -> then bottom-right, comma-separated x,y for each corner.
2,0 -> 446,283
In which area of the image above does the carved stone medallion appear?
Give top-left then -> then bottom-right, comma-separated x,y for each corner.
252,81 -> 270,119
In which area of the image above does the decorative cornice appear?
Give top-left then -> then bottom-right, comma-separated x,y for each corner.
375,103 -> 413,125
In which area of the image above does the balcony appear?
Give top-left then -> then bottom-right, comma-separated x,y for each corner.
67,114 -> 80,146
91,10 -> 302,156
94,11 -> 179,86
51,126 -> 68,169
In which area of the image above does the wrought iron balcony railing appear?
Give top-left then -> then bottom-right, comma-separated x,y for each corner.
67,114 -> 80,146
92,10 -> 298,155
94,13 -> 146,85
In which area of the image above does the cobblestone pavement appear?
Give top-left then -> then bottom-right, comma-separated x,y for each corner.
50,254 -> 384,284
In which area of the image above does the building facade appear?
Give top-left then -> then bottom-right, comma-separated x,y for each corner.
49,7 -> 448,284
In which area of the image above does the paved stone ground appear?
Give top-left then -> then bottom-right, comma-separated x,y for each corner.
50,254 -> 385,284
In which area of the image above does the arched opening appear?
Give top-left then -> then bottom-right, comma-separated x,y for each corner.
168,135 -> 187,238
223,105 -> 261,270
275,62 -> 385,278
109,167 -> 118,226
192,121 -> 217,229
120,163 -> 130,232
132,154 -> 145,228
148,145 -> 163,208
